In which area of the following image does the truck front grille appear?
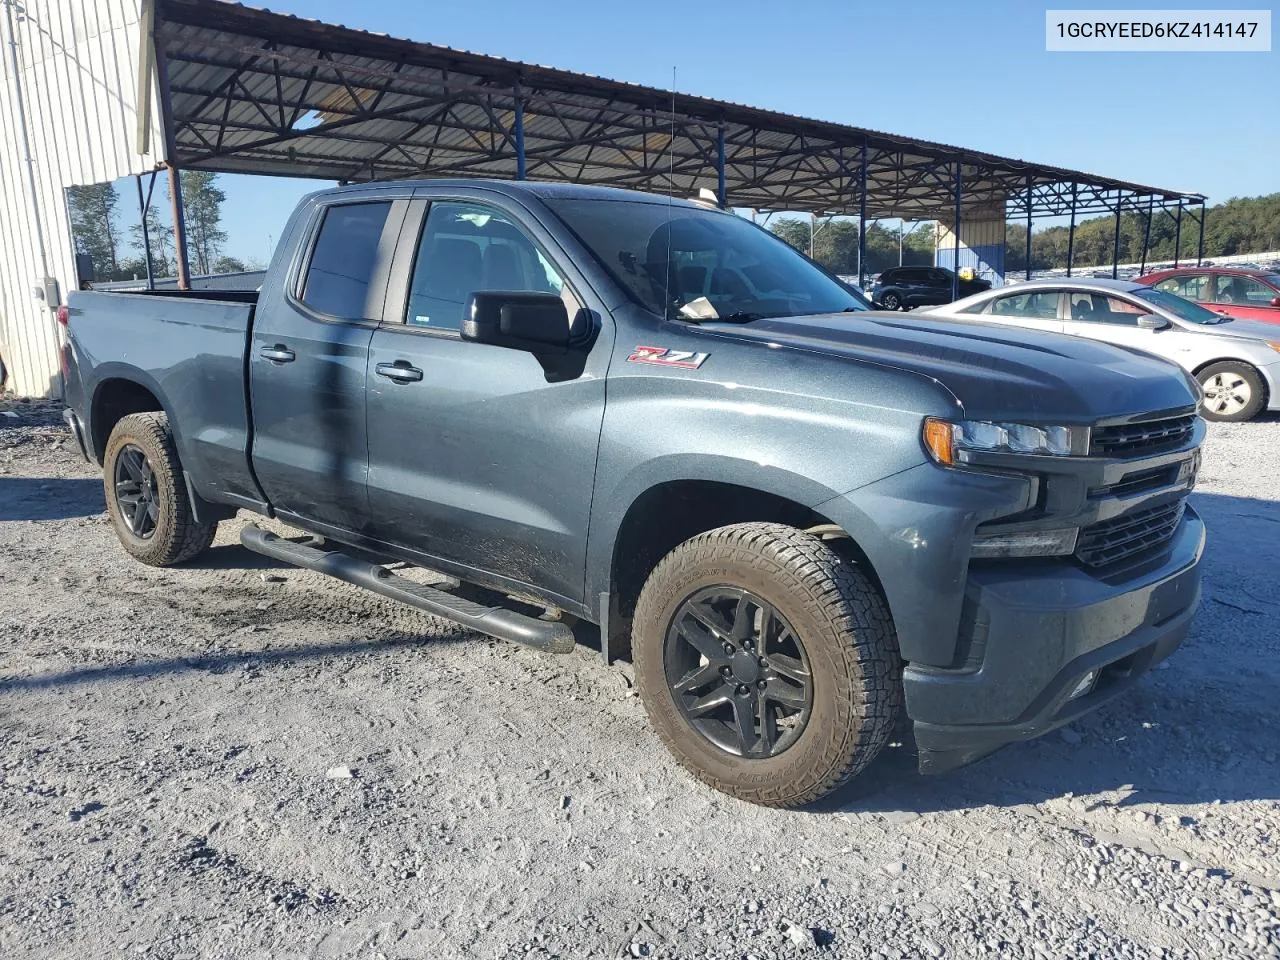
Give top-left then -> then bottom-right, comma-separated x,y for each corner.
1076,498 -> 1186,568
1090,414 -> 1197,458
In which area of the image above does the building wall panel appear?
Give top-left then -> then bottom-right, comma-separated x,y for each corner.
0,0 -> 163,397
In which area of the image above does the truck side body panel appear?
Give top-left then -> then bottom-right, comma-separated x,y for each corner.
64,291 -> 264,510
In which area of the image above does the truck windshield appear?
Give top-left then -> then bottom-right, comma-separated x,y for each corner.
546,198 -> 870,321
1132,287 -> 1231,324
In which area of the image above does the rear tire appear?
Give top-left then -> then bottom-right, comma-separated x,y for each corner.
1196,361 -> 1265,422
879,291 -> 903,311
103,412 -> 217,566
632,522 -> 900,808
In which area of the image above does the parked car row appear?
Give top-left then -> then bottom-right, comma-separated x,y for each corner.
923,277 -> 1280,422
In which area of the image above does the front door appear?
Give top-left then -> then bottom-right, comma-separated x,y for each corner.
250,197 -> 407,533
1207,274 -> 1280,323
1059,290 -> 1169,355
364,196 -> 611,606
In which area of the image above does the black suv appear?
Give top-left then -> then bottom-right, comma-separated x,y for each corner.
872,266 -> 991,310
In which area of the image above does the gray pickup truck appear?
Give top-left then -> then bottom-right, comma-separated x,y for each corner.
61,180 -> 1206,808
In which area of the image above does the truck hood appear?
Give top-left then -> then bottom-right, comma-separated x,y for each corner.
717,311 -> 1198,422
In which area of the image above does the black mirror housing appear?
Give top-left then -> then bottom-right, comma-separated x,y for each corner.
463,291 -> 571,354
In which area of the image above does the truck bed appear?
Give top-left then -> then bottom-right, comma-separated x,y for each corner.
65,289 -> 263,511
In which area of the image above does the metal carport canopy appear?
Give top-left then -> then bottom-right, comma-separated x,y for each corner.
150,0 -> 1204,221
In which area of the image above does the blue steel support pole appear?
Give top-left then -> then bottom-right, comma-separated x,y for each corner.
514,82 -> 526,181
858,138 -> 868,289
1025,173 -> 1033,281
1196,201 -> 1206,266
1173,199 -> 1183,267
1066,183 -> 1077,278
1140,196 -> 1153,274
952,159 -> 962,301
716,125 -> 726,207
1112,193 -> 1123,279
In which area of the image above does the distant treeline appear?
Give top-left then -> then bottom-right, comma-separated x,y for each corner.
770,192 -> 1280,275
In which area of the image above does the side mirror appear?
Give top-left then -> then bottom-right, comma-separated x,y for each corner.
462,291 -> 571,354
1271,296 -> 1280,308
1136,315 -> 1170,330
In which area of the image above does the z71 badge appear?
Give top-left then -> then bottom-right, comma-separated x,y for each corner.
626,345 -> 709,369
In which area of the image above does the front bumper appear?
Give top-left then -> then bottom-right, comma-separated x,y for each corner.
904,503 -> 1205,773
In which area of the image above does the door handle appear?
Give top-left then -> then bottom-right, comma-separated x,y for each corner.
376,361 -> 424,383
259,344 -> 296,363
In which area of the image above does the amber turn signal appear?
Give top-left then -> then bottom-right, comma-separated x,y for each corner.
922,418 -> 955,466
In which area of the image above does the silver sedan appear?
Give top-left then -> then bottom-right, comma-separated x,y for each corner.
923,278 -> 1280,422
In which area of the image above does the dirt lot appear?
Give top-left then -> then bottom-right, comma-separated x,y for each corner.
1,396 -> 1278,960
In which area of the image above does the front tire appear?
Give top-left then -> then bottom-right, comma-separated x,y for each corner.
1197,361 -> 1265,422
879,291 -> 903,311
632,523 -> 900,808
103,412 -> 217,566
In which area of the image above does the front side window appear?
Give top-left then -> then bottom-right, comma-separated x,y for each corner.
1214,274 -> 1276,305
300,201 -> 393,319
984,290 -> 1060,319
1067,292 -> 1150,325
405,202 -> 567,331
546,198 -> 868,321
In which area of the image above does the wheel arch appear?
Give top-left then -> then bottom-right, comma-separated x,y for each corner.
599,478 -> 885,662
1191,356 -> 1271,406
89,371 -> 171,463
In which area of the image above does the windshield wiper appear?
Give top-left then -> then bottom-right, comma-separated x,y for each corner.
712,312 -> 764,323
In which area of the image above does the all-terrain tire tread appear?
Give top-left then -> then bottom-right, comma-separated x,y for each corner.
104,412 -> 217,566
632,522 -> 900,808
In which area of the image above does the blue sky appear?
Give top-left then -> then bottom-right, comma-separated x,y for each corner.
153,0 -> 1279,265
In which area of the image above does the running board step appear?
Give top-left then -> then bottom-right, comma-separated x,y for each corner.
240,525 -> 574,654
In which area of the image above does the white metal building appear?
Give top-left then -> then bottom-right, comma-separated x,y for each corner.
0,0 -> 162,398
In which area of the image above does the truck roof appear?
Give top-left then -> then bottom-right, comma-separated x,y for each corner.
307,178 -> 705,208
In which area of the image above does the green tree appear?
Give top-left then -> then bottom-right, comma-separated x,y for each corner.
181,170 -> 228,275
129,201 -> 174,279
67,183 -> 123,280
214,256 -> 247,273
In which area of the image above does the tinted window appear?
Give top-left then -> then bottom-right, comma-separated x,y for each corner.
547,199 -> 868,321
1067,292 -> 1150,325
983,290 -> 1060,319
405,202 -> 566,331
301,201 -> 393,319
1214,274 -> 1277,305
1153,273 -> 1209,301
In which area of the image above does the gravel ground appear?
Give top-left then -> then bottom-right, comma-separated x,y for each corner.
1,396 -> 1278,960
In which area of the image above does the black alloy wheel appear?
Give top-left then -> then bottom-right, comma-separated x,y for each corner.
113,443 -> 159,539
664,586 -> 813,758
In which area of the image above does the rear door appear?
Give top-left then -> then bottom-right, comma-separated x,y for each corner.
363,191 -> 612,606
250,194 -> 409,533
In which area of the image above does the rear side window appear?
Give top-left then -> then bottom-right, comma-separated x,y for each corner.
300,201 -> 393,319
981,290 -> 1060,318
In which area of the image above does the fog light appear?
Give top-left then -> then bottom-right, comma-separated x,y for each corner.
970,528 -> 1079,559
1068,671 -> 1098,701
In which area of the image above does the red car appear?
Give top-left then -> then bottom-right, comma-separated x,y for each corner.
1138,267 -> 1280,324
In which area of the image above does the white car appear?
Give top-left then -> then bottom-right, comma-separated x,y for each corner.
923,278 -> 1280,422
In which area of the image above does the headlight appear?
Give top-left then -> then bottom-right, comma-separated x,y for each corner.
923,418 -> 1089,466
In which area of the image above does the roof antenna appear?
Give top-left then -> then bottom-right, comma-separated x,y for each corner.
663,65 -> 675,320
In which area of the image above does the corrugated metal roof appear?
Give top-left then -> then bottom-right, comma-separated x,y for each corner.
153,0 -> 1204,219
